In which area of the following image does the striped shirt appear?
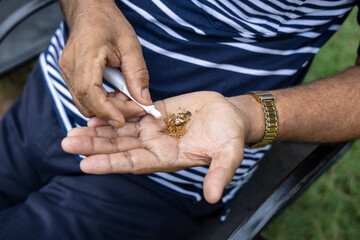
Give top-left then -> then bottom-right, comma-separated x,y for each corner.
39,0 -> 358,206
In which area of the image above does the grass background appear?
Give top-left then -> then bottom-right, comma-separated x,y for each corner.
261,8 -> 360,240
0,7 -> 359,240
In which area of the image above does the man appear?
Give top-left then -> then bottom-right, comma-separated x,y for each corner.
1,0 -> 359,239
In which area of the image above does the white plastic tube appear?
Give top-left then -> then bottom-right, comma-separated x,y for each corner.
103,66 -> 162,119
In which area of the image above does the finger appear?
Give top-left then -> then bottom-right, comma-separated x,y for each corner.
107,98 -> 146,119
114,91 -> 130,102
113,123 -> 140,137
68,123 -> 139,138
59,49 -> 95,118
118,35 -> 152,106
93,92 -> 146,120
73,55 -> 125,128
126,116 -> 142,123
68,86 -> 95,118
62,136 -> 142,155
107,91 -> 116,98
203,139 -> 244,204
88,117 -> 109,127
86,85 -> 126,127
67,126 -> 113,138
107,91 -> 130,102
79,149 -> 160,174
88,116 -> 143,128
58,47 -> 91,115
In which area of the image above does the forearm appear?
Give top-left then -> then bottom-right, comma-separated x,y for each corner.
230,65 -> 360,144
274,65 -> 360,142
58,0 -> 79,28
58,0 -> 116,29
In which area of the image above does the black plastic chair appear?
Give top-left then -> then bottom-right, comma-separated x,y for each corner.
0,0 -> 62,75
0,1 -> 352,239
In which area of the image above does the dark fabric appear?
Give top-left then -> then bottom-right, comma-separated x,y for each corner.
114,0 -> 355,101
0,63 -> 223,240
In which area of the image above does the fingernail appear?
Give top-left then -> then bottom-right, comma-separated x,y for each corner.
108,120 -> 120,128
141,88 -> 151,102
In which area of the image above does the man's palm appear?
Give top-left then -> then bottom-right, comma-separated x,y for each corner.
63,92 -> 247,203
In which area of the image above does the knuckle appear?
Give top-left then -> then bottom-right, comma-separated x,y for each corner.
69,92 -> 93,118
74,83 -> 89,99
80,110 -> 94,118
125,67 -> 149,85
58,44 -> 72,67
89,137 -> 96,154
118,30 -> 138,46
58,53 -> 69,73
58,55 -> 65,69
76,42 -> 90,56
108,155 -> 116,172
134,68 -> 150,84
110,138 -> 120,151
75,104 -> 94,118
123,151 -> 136,173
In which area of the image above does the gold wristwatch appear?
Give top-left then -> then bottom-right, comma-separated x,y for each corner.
247,91 -> 279,149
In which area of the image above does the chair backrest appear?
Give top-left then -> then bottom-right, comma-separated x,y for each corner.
0,0 -> 62,75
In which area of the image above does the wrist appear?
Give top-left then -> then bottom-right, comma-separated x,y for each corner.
228,95 -> 266,144
60,0 -> 116,30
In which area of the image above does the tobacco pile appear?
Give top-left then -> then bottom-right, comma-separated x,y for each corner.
160,111 -> 192,139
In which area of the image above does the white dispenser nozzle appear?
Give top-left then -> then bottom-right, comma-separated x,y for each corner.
103,66 -> 162,119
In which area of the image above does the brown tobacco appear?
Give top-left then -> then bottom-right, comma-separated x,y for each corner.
160,111 -> 192,139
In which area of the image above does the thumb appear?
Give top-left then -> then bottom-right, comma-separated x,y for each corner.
203,139 -> 244,204
119,37 -> 152,106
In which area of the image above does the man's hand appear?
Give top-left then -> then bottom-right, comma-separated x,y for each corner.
62,91 -> 264,203
58,0 -> 152,127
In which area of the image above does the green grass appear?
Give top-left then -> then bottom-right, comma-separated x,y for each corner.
0,60 -> 35,98
261,8 -> 360,240
303,9 -> 360,83
0,60 -> 35,117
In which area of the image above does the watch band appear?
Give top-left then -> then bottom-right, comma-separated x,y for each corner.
246,91 -> 279,149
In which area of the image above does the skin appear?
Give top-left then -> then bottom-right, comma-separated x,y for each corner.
58,0 -> 151,127
63,92 -> 254,203
59,0 -> 360,203
273,66 -> 360,143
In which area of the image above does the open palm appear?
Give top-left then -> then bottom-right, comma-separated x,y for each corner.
62,91 -> 248,202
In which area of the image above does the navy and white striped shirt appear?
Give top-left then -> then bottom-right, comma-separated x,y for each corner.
39,0 -> 358,207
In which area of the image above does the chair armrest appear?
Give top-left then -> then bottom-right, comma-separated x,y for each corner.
190,141 -> 351,240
